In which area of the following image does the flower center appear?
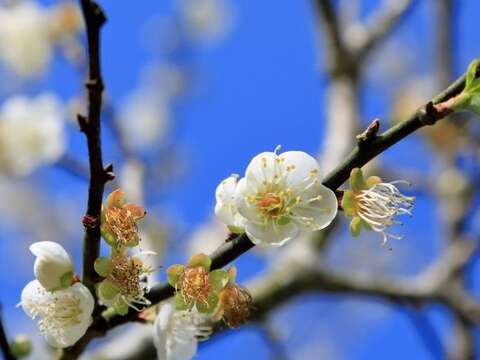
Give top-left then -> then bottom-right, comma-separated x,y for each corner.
180,267 -> 212,305
28,290 -> 82,336
109,254 -> 143,298
258,192 -> 284,215
103,207 -> 139,247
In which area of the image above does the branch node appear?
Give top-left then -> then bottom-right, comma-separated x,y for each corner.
356,118 -> 380,145
82,214 -> 98,229
419,102 -> 442,126
85,78 -> 104,92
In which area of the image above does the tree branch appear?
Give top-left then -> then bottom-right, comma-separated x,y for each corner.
78,0 -> 109,296
0,306 -> 15,360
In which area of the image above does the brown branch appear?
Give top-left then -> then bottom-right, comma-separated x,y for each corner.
353,0 -> 417,62
78,0 -> 109,296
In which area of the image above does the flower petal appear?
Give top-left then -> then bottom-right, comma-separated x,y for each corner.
280,151 -> 320,189
20,280 -> 47,318
245,221 -> 299,247
235,177 -> 261,223
245,152 -> 278,190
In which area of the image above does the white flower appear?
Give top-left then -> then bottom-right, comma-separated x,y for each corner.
214,175 -> 246,233
153,302 -> 211,360
0,93 -> 65,176
20,280 -> 94,348
353,181 -> 415,244
234,149 -> 338,246
0,1 -> 52,77
30,241 -> 73,291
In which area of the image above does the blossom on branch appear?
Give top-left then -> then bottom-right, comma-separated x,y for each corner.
0,93 -> 65,176
342,168 -> 415,244
153,302 -> 211,360
215,148 -> 338,246
214,174 -> 246,234
101,189 -> 147,249
167,253 -> 229,314
20,241 -> 94,348
20,280 -> 94,348
95,251 -> 155,315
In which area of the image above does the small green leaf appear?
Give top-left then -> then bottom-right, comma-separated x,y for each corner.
166,264 -> 185,287
187,253 -> 212,270
465,59 -> 480,91
98,279 -> 120,300
94,257 -> 112,277
341,191 -> 356,217
174,292 -> 191,311
196,292 -> 219,314
350,217 -> 363,237
349,168 -> 366,192
209,269 -> 229,291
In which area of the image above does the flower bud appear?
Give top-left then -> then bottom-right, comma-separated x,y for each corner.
10,335 -> 32,358
30,241 -> 73,291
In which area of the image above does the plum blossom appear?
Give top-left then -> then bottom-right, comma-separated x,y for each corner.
216,148 -> 338,246
30,241 -> 73,291
0,94 -> 65,176
153,302 -> 211,360
342,168 -> 415,244
20,280 -> 94,348
214,174 -> 246,234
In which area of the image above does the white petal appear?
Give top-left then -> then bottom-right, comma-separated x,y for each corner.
20,279 -> 48,318
154,303 -> 174,360
292,184 -> 338,230
280,151 -> 320,189
234,177 -> 261,223
30,241 -> 73,291
168,338 -> 197,360
245,152 -> 278,190
245,221 -> 299,247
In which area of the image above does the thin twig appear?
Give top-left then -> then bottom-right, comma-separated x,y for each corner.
0,305 -> 15,360
77,0 -> 109,296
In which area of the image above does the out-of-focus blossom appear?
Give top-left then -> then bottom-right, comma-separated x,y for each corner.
178,0 -> 234,43
20,280 -> 94,348
118,90 -> 170,151
342,168 -> 415,245
30,241 -> 73,291
231,148 -> 338,246
153,302 -> 211,360
0,93 -> 65,176
215,174 -> 246,234
186,218 -> 227,256
0,1 -> 82,77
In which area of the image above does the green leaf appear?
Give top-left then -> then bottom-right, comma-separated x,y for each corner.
98,279 -> 120,300
94,257 -> 112,277
350,217 -> 363,237
187,253 -> 212,270
196,292 -> 219,314
174,292 -> 191,311
209,269 -> 229,291
465,59 -> 480,90
349,168 -> 366,192
166,264 -> 185,287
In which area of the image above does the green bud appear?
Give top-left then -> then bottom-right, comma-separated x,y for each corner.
209,269 -> 229,291
187,253 -> 212,270
350,217 -> 363,237
10,335 -> 32,358
166,264 -> 185,287
94,257 -> 112,277
349,168 -> 366,192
